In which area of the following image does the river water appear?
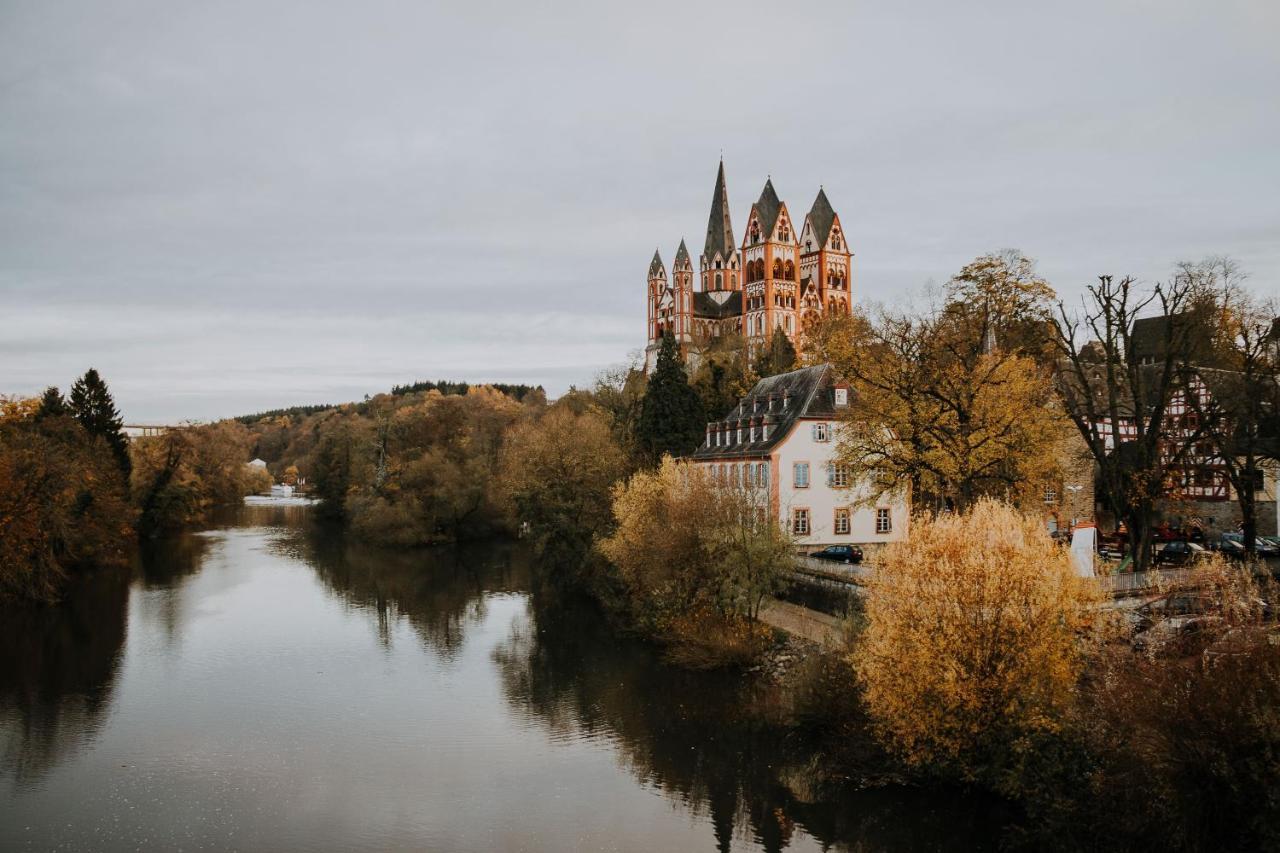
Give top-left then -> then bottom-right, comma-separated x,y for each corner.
1,503 -> 992,852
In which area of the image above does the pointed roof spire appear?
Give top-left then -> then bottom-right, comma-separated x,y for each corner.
807,187 -> 837,246
754,178 -> 782,236
675,238 -> 690,265
703,160 -> 735,261
649,248 -> 665,278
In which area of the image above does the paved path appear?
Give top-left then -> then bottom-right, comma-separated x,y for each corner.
759,600 -> 848,646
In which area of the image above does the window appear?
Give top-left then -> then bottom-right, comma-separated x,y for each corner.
827,464 -> 850,488
715,272 -> 723,288
793,462 -> 810,488
792,508 -> 810,535
875,508 -> 892,534
1043,486 -> 1058,505
732,464 -> 740,487
758,462 -> 770,489
745,463 -> 755,488
812,422 -> 829,442
834,508 -> 851,535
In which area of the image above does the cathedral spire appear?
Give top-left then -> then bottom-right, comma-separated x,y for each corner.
648,248 -> 665,278
702,159 -> 734,262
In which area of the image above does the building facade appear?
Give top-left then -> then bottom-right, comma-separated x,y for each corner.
689,364 -> 910,550
645,162 -> 854,370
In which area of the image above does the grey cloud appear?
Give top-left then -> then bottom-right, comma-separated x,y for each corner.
2,0 -> 1277,421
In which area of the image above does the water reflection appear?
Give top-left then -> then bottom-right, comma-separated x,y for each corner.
299,525 -> 528,659
494,580 -> 1003,852
1,505 -> 1004,851
0,567 -> 129,785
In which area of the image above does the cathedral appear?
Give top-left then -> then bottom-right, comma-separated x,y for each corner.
645,161 -> 854,369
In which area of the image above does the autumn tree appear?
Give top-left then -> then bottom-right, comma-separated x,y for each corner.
811,252 -> 1068,511
498,402 -> 630,583
131,421 -> 261,534
1052,273 -> 1203,571
0,396 -> 132,602
69,368 -> 130,477
635,331 -> 705,464
855,500 -> 1095,779
599,458 -> 789,666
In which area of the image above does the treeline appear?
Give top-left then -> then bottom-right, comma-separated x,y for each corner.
811,251 -> 1280,571
233,379 -> 544,424
1,369 -> 273,604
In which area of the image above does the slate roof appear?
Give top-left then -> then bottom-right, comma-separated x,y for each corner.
674,239 -> 690,269
692,291 -> 744,320
703,160 -> 735,261
753,178 -> 783,239
691,364 -> 839,460
806,188 -> 836,248
648,249 -> 664,278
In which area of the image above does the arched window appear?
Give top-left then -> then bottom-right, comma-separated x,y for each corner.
784,260 -> 795,280
731,273 -> 736,288
772,259 -> 783,280
715,272 -> 723,289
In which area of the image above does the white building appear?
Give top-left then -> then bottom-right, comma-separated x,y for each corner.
690,364 -> 909,549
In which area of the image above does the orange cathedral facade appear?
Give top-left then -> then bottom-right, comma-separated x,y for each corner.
645,161 -> 854,369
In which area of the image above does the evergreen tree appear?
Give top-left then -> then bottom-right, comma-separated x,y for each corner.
752,330 -> 798,378
636,331 -> 706,463
69,368 -> 131,477
312,431 -> 352,520
35,386 -> 68,419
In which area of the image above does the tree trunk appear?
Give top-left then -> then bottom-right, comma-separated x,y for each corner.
1241,489 -> 1257,556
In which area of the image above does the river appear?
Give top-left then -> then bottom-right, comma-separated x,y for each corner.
1,503 -> 996,851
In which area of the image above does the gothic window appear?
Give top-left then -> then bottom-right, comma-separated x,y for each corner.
784,260 -> 795,280
772,259 -> 783,279
715,273 -> 722,289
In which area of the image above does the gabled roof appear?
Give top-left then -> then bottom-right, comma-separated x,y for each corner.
692,291 -> 744,320
753,178 -> 782,238
648,249 -> 665,278
703,160 -> 735,261
806,187 -> 837,247
691,364 -> 840,459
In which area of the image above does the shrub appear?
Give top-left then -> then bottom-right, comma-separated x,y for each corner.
853,499 -> 1095,780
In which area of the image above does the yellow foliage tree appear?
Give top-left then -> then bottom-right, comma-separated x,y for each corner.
812,252 -> 1070,511
599,458 -> 790,664
854,500 -> 1096,772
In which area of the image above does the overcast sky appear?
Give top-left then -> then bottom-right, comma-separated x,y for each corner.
2,1 -> 1277,422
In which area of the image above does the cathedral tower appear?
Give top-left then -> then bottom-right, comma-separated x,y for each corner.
672,239 -> 694,348
647,249 -> 667,343
741,178 -> 799,353
798,188 -> 853,337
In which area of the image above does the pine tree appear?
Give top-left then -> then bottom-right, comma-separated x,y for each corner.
752,330 -> 798,378
69,368 -> 131,477
636,331 -> 706,463
35,386 -> 69,419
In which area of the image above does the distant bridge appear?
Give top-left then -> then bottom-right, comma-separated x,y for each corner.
123,424 -> 187,439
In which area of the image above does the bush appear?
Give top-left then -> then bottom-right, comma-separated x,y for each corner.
598,457 -> 791,666
853,499 -> 1095,782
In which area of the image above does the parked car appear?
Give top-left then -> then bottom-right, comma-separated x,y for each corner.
1153,540 -> 1208,567
1213,533 -> 1280,559
809,544 -> 863,564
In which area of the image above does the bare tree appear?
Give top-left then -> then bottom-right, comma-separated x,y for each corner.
1177,265 -> 1280,554
1052,275 -> 1202,572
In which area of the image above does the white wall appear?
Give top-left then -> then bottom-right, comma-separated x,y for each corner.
774,417 -> 909,548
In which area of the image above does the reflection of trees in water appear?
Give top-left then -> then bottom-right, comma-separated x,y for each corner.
494,579 -> 1002,852
298,525 -> 530,660
0,567 -> 130,785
